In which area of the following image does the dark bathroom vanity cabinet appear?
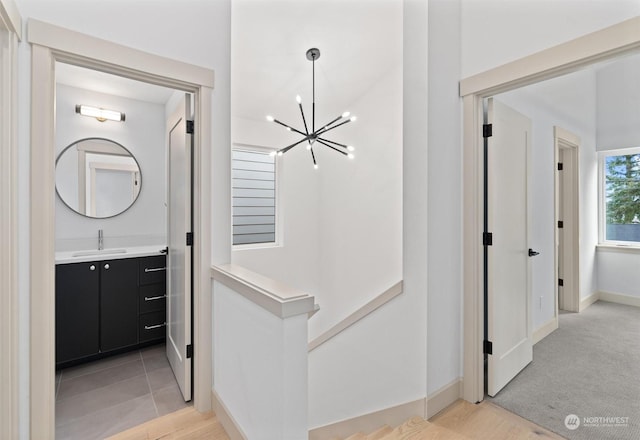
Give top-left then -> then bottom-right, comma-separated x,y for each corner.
55,254 -> 167,368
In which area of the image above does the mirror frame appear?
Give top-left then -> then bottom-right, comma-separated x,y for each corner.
55,136 -> 143,219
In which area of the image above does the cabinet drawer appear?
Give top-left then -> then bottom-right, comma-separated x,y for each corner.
139,310 -> 166,342
139,284 -> 166,314
139,255 -> 166,285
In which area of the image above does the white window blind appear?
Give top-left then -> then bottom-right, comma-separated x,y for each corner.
232,149 -> 276,245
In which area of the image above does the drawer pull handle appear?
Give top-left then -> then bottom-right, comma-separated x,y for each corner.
144,295 -> 166,301
89,265 -> 96,271
144,322 -> 166,330
144,267 -> 166,273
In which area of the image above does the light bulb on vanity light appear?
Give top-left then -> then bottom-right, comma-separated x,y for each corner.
75,105 -> 125,122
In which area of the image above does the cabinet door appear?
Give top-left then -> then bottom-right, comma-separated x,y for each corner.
56,263 -> 100,364
100,258 -> 139,352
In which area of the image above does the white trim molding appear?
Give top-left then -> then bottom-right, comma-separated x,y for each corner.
0,0 -> 21,39
210,264 -> 316,318
426,379 -> 463,419
0,1 -> 21,437
598,291 -> 640,308
308,398 -> 426,440
532,317 -> 558,345
212,389 -> 248,440
28,19 -> 216,437
580,292 -> 600,311
460,17 -> 640,405
308,281 -> 403,352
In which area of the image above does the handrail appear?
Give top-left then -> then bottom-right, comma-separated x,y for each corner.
211,264 -> 316,319
308,280 -> 403,352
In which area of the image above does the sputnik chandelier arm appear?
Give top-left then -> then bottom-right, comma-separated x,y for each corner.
266,48 -> 356,169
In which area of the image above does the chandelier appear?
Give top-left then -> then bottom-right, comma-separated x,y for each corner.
266,48 -> 356,169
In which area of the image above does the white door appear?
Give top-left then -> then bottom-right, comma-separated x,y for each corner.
486,98 -> 533,397
167,94 -> 193,401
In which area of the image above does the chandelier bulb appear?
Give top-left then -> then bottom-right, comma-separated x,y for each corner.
269,151 -> 277,157
306,144 -> 312,150
296,95 -> 302,104
277,151 -> 284,156
347,145 -> 355,152
348,153 -> 355,159
314,164 -> 319,170
266,115 -> 275,122
342,111 -> 350,118
350,116 -> 357,122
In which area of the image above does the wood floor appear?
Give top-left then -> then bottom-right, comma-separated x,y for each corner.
108,399 -> 565,440
106,407 -> 229,440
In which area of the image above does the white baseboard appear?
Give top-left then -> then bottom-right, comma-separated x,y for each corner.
426,379 -> 462,419
308,379 -> 463,439
211,389 -> 247,440
598,291 -> 640,308
308,398 -> 426,440
579,291 -> 600,312
532,317 -> 558,345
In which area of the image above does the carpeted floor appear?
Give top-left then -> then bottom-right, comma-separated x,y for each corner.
490,300 -> 640,440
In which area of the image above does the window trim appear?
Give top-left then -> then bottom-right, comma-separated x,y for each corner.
598,146 -> 640,247
231,143 -> 282,249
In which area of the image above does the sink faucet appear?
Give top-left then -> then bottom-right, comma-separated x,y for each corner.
98,229 -> 104,251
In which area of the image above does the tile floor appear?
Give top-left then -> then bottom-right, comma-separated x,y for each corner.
55,343 -> 190,440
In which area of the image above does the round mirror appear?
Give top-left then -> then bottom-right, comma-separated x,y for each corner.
55,138 -> 142,218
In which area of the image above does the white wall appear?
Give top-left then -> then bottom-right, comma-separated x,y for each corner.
426,0 -> 462,396
596,54 -> 640,150
595,54 -> 640,298
231,116 -> 322,304
55,84 -> 166,251
597,249 -> 640,297
460,0 -> 640,78
14,1 -> 230,437
213,281 -> 308,440
230,0 -> 403,343
497,68 -> 598,327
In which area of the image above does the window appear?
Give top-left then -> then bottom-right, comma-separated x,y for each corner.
232,148 -> 277,246
600,148 -> 640,245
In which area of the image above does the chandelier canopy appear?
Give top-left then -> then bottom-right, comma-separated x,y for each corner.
266,48 -> 356,169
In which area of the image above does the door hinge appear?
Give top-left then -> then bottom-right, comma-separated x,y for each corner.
186,120 -> 194,134
557,162 -> 563,171
186,344 -> 193,359
558,278 -> 564,287
483,123 -> 493,138
186,232 -> 193,246
558,221 -> 564,228
483,340 -> 493,355
483,232 -> 493,246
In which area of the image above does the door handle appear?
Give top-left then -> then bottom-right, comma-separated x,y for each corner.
528,249 -> 540,257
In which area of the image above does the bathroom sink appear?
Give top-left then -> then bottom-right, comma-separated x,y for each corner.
72,248 -> 127,257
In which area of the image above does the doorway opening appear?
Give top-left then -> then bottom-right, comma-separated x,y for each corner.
53,63 -> 195,437
28,19 -> 216,439
555,127 -> 580,314
462,17 -> 640,405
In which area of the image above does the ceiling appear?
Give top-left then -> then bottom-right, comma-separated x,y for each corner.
231,0 -> 403,124
56,62 -> 175,105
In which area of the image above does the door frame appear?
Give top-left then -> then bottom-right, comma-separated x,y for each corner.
554,127 -> 580,313
0,0 -> 21,438
461,16 -> 640,404
28,19 -> 219,438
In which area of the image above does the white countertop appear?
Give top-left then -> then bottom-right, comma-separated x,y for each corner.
55,245 -> 166,264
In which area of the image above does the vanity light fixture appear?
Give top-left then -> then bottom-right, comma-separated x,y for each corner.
75,105 -> 125,122
266,48 -> 355,169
